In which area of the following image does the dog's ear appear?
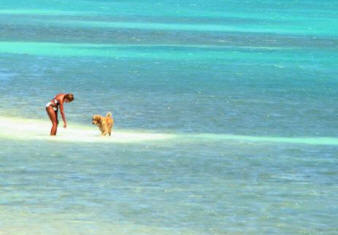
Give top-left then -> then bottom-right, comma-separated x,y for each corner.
92,115 -> 101,123
98,116 -> 104,123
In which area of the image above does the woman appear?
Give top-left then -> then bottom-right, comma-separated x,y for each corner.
46,93 -> 74,135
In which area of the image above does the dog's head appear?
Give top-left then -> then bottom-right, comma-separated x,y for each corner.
92,115 -> 102,125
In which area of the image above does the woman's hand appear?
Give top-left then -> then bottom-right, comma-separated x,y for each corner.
63,123 -> 67,128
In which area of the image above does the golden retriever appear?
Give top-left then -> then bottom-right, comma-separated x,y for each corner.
92,112 -> 114,136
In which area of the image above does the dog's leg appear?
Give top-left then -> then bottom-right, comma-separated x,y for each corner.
102,129 -> 108,136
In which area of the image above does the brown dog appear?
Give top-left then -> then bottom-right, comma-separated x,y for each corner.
92,112 -> 114,136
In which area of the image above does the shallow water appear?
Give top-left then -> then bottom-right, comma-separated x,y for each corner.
0,0 -> 337,234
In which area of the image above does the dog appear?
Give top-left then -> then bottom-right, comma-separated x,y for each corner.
92,112 -> 114,136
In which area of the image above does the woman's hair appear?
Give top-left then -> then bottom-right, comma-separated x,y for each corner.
65,93 -> 74,102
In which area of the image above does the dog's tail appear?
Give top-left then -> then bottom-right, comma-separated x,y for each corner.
106,112 -> 112,117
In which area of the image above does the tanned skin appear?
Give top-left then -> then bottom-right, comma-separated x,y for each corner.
46,93 -> 73,135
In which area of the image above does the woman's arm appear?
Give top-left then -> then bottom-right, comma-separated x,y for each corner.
59,102 -> 67,128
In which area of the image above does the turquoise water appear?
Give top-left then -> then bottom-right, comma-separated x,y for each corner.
1,0 -> 337,234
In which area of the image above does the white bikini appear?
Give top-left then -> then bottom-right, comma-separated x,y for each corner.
46,99 -> 58,111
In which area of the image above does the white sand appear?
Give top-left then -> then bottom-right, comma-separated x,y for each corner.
0,116 -> 175,143
1,116 -> 337,146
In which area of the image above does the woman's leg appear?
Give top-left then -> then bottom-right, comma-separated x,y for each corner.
46,107 -> 58,135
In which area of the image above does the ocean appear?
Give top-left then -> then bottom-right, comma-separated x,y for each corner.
0,0 -> 337,234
